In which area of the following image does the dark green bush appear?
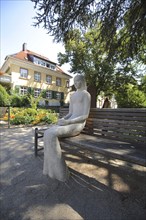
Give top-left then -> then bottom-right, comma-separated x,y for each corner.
115,84 -> 146,108
10,95 -> 22,107
21,95 -> 30,107
0,85 -> 10,106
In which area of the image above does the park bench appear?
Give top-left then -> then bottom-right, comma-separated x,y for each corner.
34,108 -> 146,167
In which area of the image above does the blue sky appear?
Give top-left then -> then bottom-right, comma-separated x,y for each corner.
0,0 -> 70,73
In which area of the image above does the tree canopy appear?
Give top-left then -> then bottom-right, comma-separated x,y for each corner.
32,0 -> 146,60
57,28 -> 142,106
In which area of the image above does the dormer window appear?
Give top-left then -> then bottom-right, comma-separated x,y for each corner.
46,63 -> 50,68
50,64 -> 56,70
33,56 -> 56,70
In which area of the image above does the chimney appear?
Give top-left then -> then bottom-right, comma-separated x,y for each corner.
22,43 -> 27,51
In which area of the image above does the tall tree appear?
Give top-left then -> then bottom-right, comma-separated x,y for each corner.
57,28 -> 138,106
31,0 -> 146,60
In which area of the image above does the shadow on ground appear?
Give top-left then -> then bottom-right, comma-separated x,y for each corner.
0,127 -> 146,220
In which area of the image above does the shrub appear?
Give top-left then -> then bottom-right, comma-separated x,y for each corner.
10,94 -> 22,107
10,114 -> 34,125
10,107 -> 58,125
0,85 -> 10,106
23,108 -> 37,116
115,84 -> 146,108
21,95 -> 30,107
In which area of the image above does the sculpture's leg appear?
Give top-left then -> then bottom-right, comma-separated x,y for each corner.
43,126 -> 69,182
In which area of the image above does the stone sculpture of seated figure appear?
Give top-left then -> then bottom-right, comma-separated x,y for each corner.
43,74 -> 91,182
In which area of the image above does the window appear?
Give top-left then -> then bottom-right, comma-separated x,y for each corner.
56,92 -> 61,100
66,80 -> 69,88
46,63 -> 50,68
33,56 -> 56,71
20,86 -> 28,95
46,75 -> 52,84
56,77 -> 61,86
50,64 -> 56,70
46,91 -> 52,99
34,57 -> 45,66
34,72 -> 41,82
34,88 -> 41,97
20,68 -> 28,78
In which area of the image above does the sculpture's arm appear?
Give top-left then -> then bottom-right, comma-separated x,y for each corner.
58,92 -> 91,126
57,98 -> 73,125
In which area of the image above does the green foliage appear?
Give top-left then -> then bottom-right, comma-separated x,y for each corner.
23,108 -> 37,116
58,28 -> 133,97
28,94 -> 42,110
21,95 -> 30,107
139,75 -> 146,94
41,89 -> 47,98
40,112 -> 58,124
10,88 -> 30,107
10,114 -> 34,125
115,84 -> 146,108
10,94 -> 22,107
0,84 -> 10,106
32,0 -> 146,61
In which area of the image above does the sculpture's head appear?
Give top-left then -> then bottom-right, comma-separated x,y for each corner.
74,74 -> 86,90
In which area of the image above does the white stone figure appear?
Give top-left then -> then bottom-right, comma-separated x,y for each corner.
43,74 -> 91,182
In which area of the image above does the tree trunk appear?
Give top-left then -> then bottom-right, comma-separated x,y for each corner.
87,85 -> 97,108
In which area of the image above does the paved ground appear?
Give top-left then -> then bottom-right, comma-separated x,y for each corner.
0,126 -> 146,220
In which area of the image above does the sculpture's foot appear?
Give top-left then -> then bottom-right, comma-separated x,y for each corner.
43,167 -> 70,182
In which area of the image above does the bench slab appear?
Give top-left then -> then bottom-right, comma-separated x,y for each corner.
60,134 -> 146,167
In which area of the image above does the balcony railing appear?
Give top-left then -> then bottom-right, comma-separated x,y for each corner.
0,75 -> 11,83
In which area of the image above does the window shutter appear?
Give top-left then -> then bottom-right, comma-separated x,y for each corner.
61,92 -> 64,100
52,91 -> 57,99
15,85 -> 20,94
28,87 -> 32,94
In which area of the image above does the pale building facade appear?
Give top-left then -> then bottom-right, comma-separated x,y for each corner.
0,43 -> 72,106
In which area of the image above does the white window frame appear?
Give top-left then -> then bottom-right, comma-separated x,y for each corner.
56,92 -> 61,100
20,68 -> 28,78
46,91 -> 52,99
34,72 -> 41,82
34,88 -> 41,97
33,57 -> 56,70
20,86 -> 28,95
50,64 -> 56,70
66,80 -> 69,88
46,75 -> 52,84
56,77 -> 61,86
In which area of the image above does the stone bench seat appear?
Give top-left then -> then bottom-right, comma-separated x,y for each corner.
34,108 -> 146,167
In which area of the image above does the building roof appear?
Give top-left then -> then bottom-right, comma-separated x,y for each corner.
9,50 -> 56,65
5,43 -> 71,78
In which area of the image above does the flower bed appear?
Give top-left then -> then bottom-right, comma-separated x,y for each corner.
2,107 -> 58,125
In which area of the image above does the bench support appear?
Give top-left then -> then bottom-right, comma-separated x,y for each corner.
34,128 -> 44,157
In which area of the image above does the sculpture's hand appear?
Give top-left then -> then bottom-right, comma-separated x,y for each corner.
57,118 -> 69,126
